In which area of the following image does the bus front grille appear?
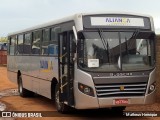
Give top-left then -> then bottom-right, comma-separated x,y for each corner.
95,82 -> 147,97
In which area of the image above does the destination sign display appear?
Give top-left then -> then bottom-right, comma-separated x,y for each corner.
83,15 -> 151,29
91,17 -> 144,27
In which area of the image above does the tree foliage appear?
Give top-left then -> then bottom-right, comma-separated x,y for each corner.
0,37 -> 7,42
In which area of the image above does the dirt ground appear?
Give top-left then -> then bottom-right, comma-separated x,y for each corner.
0,66 -> 160,120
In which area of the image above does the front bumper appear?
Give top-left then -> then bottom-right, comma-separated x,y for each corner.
74,68 -> 156,109
74,84 -> 156,109
98,89 -> 155,108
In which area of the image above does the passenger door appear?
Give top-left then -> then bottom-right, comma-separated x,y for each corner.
58,31 -> 74,106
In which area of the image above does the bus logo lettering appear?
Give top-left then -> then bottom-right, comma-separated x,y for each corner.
106,17 -> 130,24
40,60 -> 53,72
120,86 -> 124,91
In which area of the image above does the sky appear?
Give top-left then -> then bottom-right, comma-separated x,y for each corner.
0,0 -> 160,37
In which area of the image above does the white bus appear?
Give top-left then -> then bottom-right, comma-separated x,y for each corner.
7,13 -> 156,113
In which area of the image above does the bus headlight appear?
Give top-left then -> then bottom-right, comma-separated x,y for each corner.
148,82 -> 156,94
78,83 -> 95,97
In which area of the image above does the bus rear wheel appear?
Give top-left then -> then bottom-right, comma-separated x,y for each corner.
55,84 -> 70,113
18,76 -> 34,97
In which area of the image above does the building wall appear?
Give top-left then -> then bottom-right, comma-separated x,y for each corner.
0,50 -> 7,65
156,35 -> 160,102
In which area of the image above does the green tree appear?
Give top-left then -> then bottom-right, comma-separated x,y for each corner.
0,37 -> 7,42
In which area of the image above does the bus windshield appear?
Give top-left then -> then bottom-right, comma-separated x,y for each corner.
78,31 -> 155,72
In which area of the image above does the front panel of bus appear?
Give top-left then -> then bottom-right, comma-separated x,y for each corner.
74,14 -> 156,109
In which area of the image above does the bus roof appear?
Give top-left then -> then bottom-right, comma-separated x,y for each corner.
8,12 -> 154,36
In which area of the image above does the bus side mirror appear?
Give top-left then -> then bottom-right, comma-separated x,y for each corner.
72,26 -> 78,41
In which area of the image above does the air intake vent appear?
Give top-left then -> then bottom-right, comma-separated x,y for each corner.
95,82 -> 147,98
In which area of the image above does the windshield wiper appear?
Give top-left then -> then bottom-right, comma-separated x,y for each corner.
98,29 -> 110,64
131,29 -> 140,39
125,37 -> 129,55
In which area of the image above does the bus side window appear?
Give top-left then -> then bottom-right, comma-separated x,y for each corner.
10,36 -> 17,55
50,27 -> 61,56
32,30 -> 42,55
7,37 -> 10,54
17,34 -> 23,55
24,33 -> 32,55
42,28 -> 50,55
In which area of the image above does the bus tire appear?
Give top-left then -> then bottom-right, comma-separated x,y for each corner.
18,76 -> 34,97
55,84 -> 70,113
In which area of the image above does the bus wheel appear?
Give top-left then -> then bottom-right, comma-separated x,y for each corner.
18,76 -> 34,97
55,84 -> 70,113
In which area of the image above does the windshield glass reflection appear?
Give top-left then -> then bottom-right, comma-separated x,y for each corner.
78,31 -> 155,72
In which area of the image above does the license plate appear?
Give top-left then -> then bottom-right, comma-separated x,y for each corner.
114,99 -> 129,105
